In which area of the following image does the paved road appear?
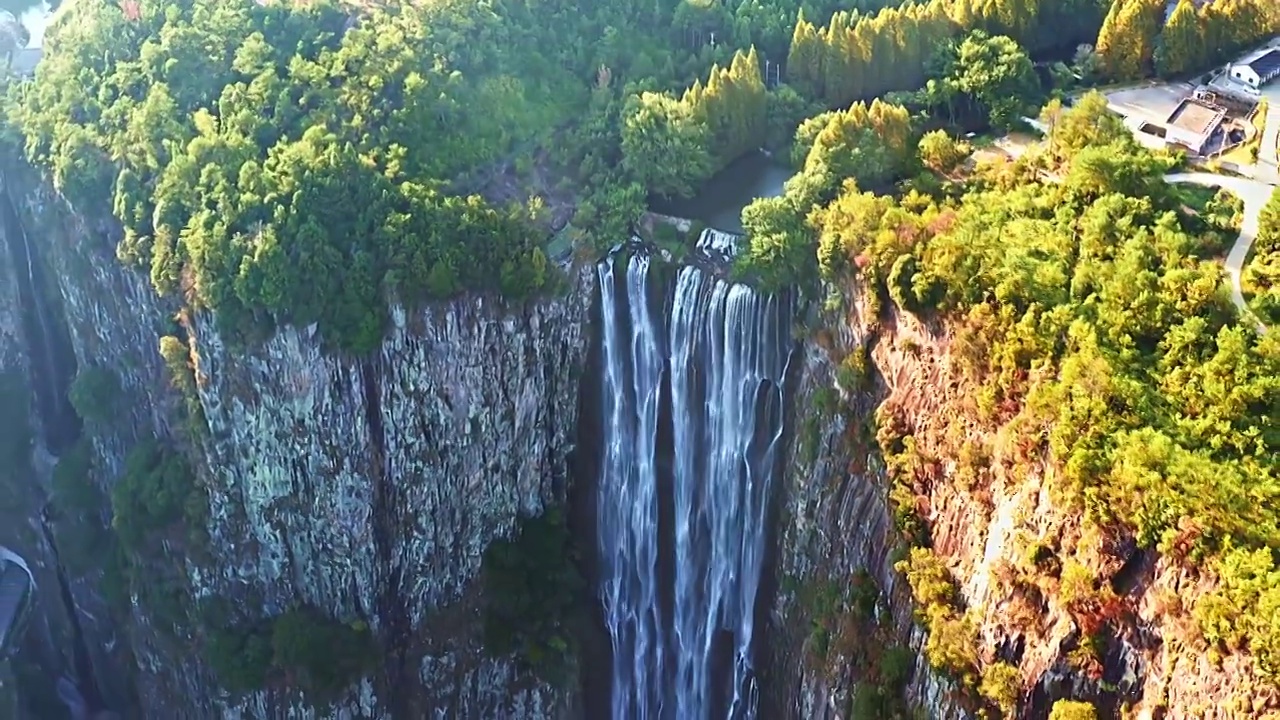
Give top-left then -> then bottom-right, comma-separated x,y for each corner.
1261,100 -> 1279,169
1165,173 -> 1272,333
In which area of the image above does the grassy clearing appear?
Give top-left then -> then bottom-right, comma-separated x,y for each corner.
1168,182 -> 1218,214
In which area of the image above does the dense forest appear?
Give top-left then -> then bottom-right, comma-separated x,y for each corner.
4,0 -> 1125,352
6,0 -> 1276,347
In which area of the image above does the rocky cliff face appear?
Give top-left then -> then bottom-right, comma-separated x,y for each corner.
2,160 -> 590,718
765,284 -> 1280,720
763,288 -> 961,720
0,164 -> 138,719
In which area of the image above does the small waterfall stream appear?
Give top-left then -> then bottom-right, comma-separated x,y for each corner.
596,238 -> 790,720
0,175 -> 80,452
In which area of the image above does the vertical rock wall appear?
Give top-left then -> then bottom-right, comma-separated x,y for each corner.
764,292 -> 964,720
0,165 -> 139,719
4,160 -> 590,718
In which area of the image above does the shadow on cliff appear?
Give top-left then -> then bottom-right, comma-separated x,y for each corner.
0,178 -> 80,453
567,260 -> 613,720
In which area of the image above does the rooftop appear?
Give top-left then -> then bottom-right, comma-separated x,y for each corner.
1166,98 -> 1226,138
1239,48 -> 1280,78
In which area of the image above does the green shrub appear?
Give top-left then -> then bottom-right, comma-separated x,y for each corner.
979,661 -> 1023,717
922,608 -> 979,683
481,508 -> 584,685
1048,700 -> 1098,720
111,439 -> 200,550
1058,559 -> 1096,610
207,625 -> 273,694
850,570 -> 880,622
898,548 -> 979,684
880,645 -> 916,691
204,603 -> 375,696
898,548 -> 958,610
67,366 -> 119,425
50,440 -> 115,575
136,572 -> 193,637
271,607 -> 378,697
52,439 -> 98,512
850,683 -> 888,720
918,130 -> 971,175
158,335 -> 206,434
793,576 -> 844,661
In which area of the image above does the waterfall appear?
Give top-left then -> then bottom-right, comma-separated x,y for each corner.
597,254 -> 666,720
596,244 -> 790,720
0,176 -> 80,452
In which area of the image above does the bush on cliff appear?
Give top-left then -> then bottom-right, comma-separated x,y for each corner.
67,365 -> 119,426
207,624 -> 273,694
481,508 -> 584,685
111,438 -> 202,550
203,605 -> 376,697
1048,700 -> 1098,720
897,548 -> 979,687
272,607 -> 378,697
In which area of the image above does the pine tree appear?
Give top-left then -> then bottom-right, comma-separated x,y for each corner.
823,12 -> 852,106
1154,0 -> 1203,78
786,11 -> 823,98
743,45 -> 768,150
850,18 -> 876,100
1096,0 -> 1162,80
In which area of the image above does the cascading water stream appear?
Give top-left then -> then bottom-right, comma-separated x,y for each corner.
598,255 -> 666,720
0,175 -> 80,452
596,241 -> 789,720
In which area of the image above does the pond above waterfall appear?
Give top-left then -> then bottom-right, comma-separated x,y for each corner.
651,151 -> 792,234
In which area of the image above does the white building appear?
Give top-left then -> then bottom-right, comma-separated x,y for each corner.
1229,48 -> 1280,90
1164,97 -> 1226,155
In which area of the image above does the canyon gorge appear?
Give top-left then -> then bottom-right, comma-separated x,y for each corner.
2,150 -> 1274,719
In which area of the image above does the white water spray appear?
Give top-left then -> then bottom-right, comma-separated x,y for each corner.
597,242 -> 789,720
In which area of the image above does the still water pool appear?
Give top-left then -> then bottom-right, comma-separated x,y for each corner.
651,151 -> 792,234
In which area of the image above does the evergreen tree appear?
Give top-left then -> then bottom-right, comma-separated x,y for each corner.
621,91 -> 713,198
1155,0 -> 1204,77
1096,0 -> 1163,80
786,11 -> 823,98
822,12 -> 855,106
1245,188 -> 1280,324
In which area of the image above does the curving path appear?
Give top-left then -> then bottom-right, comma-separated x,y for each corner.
1164,173 -> 1272,333
0,545 -> 34,656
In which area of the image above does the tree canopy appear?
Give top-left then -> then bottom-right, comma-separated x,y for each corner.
1244,188 -> 1280,326
941,31 -> 1040,130
16,0 -> 603,350
1099,0 -> 1280,81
